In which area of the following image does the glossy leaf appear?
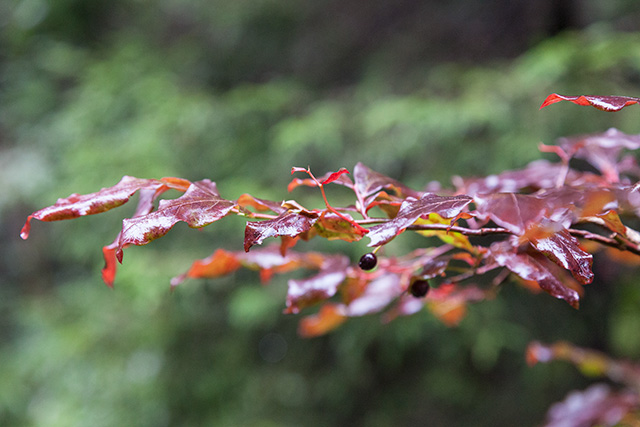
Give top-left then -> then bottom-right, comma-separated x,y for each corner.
367,193 -> 472,246
490,241 -> 581,308
117,180 -> 235,260
353,162 -> 419,198
529,228 -> 594,285
474,193 -> 549,236
244,211 -> 318,252
101,187 -> 162,287
541,93 -> 640,111
20,176 -> 186,240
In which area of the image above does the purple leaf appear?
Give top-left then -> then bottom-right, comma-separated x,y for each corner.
21,176 -> 170,239
118,180 -> 235,260
353,162 -> 420,199
474,193 -> 550,236
368,193 -> 472,246
244,211 -> 318,252
490,240 -> 581,308
531,228 -> 593,285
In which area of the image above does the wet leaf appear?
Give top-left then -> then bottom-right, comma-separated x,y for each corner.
490,241 -> 581,308
20,176 -> 185,239
541,94 -> 640,111
353,162 -> 419,198
529,227 -> 594,285
101,187 -> 161,287
118,180 -> 235,260
368,193 -> 472,246
244,211 -> 318,252
474,193 -> 549,235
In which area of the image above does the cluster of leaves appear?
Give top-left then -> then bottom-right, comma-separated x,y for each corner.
527,341 -> 640,425
21,94 -> 640,336
20,94 -> 640,422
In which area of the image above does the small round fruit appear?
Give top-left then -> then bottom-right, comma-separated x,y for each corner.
409,278 -> 430,298
358,253 -> 378,270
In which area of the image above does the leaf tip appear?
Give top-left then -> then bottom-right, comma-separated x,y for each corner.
20,218 -> 32,240
540,93 -> 562,109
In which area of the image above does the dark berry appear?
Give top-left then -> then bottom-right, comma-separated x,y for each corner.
358,252 -> 377,270
409,278 -> 430,298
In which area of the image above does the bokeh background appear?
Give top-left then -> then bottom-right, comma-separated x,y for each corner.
3,1 -> 640,425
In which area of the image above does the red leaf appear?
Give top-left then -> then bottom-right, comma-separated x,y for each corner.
244,211 -> 318,252
367,193 -> 472,246
285,254 -> 349,314
353,162 -> 419,198
540,93 -> 640,111
530,228 -> 594,285
298,304 -> 347,337
20,176 -> 176,240
171,245 -> 326,287
186,248 -> 242,279
117,180 -> 235,260
102,187 -> 165,287
101,244 -> 118,288
490,241 -> 581,308
321,167 -> 350,185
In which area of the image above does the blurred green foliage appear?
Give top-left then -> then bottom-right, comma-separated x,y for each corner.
3,0 -> 640,425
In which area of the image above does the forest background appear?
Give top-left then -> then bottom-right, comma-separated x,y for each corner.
3,0 -> 640,425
